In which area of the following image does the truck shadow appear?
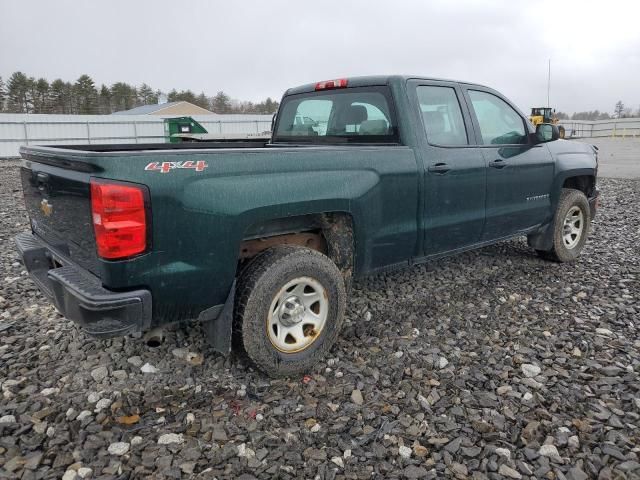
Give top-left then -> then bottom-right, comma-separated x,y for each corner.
115,236 -> 553,379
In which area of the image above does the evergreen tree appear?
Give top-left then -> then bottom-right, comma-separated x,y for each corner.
98,85 -> 112,114
7,71 -> 32,113
110,82 -> 137,112
260,97 -> 279,114
614,101 -> 624,119
211,91 -> 231,113
48,79 -> 73,114
0,76 -> 6,112
74,75 -> 98,114
137,83 -> 157,105
1,70 -> 288,116
32,78 -> 50,113
168,89 -> 198,105
195,92 -> 209,110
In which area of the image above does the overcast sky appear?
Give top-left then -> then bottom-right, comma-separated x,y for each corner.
1,0 -> 639,114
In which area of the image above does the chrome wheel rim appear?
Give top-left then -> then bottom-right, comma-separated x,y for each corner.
267,276 -> 328,353
562,206 -> 584,249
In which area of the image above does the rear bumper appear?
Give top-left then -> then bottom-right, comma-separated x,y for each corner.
15,232 -> 152,338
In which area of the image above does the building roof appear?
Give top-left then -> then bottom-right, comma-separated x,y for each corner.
112,101 -> 213,115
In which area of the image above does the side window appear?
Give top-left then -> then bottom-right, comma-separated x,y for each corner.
416,86 -> 468,146
468,90 -> 527,145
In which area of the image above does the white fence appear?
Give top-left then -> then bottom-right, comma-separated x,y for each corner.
560,118 -> 640,139
4,113 -> 637,158
0,113 -> 273,158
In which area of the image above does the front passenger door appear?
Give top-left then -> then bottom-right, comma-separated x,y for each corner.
463,88 -> 555,240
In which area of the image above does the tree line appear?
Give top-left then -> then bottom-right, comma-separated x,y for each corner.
1,71 -> 637,120
0,72 -> 279,115
556,101 -> 639,121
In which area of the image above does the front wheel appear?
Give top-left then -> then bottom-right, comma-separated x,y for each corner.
234,245 -> 346,377
536,188 -> 591,262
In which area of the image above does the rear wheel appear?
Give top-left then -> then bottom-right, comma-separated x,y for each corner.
234,245 -> 346,377
536,188 -> 590,262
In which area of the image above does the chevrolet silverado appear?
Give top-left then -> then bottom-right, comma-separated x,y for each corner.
15,76 -> 599,376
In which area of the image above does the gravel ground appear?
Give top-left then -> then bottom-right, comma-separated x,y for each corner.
1,163 -> 639,480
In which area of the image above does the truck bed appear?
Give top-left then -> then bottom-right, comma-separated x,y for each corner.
53,139 -> 270,153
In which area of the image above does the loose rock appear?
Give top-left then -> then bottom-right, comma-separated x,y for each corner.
158,433 -> 184,445
140,363 -> 158,373
351,389 -> 364,405
77,467 -> 93,478
521,363 -> 541,378
398,445 -> 412,458
107,442 -> 130,456
90,366 -> 108,383
0,414 -> 16,423
539,444 -> 562,463
499,464 -> 522,479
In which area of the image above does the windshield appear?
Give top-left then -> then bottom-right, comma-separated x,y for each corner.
273,86 -> 399,144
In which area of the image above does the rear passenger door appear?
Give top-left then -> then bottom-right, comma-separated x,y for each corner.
408,81 -> 486,255
462,88 -> 555,239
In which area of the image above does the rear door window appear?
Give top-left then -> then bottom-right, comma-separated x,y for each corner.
274,86 -> 399,143
416,86 -> 468,146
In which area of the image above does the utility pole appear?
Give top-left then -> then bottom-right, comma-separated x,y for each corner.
547,58 -> 551,108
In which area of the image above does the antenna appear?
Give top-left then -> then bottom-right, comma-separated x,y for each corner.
547,58 -> 551,108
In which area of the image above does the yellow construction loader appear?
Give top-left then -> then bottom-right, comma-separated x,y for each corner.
529,107 -> 565,138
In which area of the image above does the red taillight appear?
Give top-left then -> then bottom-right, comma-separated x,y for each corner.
90,179 -> 148,259
315,78 -> 348,91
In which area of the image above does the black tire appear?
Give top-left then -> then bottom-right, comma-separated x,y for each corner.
234,245 -> 346,377
537,188 -> 590,262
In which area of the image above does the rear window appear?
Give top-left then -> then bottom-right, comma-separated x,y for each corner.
273,86 -> 399,144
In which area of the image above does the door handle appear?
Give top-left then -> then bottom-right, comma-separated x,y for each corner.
428,163 -> 451,174
489,159 -> 507,169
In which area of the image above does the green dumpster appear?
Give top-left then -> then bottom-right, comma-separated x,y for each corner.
164,117 -> 208,143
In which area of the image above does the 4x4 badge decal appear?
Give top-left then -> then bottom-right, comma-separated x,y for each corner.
145,161 -> 208,173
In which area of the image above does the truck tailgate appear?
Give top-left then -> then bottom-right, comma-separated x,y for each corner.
21,157 -> 98,274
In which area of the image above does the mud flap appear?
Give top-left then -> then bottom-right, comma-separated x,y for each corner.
204,280 -> 236,355
527,222 -> 554,251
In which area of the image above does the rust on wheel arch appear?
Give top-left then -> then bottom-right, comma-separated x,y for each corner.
239,232 -> 327,260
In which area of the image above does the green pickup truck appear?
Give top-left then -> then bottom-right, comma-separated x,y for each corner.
15,76 -> 599,377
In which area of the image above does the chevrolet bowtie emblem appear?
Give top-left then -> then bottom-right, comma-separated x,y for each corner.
40,199 -> 53,217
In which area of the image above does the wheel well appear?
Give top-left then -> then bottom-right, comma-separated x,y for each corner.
239,213 -> 354,279
563,175 -> 595,197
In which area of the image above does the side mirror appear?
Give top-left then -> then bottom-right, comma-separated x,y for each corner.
535,123 -> 560,142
